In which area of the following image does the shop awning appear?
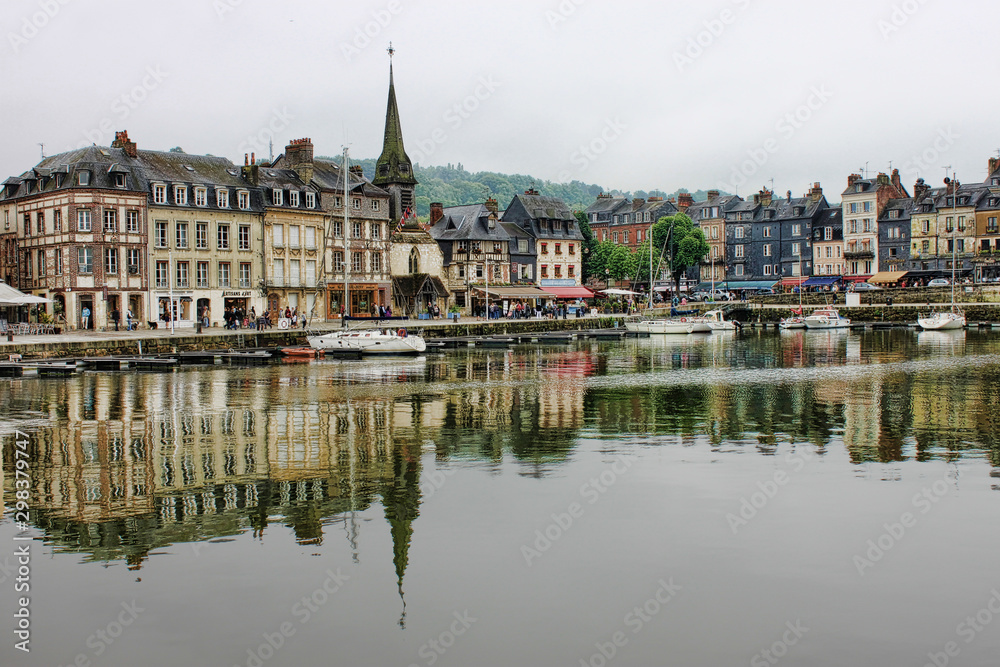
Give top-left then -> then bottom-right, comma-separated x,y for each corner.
868,271 -> 909,284
601,288 -> 644,296
802,276 -> 842,287
779,277 -> 807,286
545,286 -> 595,299
0,281 -> 52,306
471,285 -> 555,299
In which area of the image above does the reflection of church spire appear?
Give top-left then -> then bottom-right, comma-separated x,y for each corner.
383,442 -> 421,629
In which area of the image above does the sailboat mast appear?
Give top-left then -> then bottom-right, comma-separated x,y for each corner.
344,147 -> 350,322
951,171 -> 957,308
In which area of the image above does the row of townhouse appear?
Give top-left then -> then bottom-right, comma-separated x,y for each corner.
0,63 -> 585,329
586,158 -> 1000,287
0,131 -> 393,330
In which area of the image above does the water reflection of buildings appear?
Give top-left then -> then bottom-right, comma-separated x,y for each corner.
7,355 -> 587,571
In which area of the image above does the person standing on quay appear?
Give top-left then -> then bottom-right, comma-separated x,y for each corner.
111,307 -> 120,331
81,305 -> 90,330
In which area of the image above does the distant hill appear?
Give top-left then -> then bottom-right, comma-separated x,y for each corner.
318,157 -> 726,217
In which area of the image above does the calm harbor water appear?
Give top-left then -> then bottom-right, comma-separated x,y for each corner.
2,330 -> 1000,666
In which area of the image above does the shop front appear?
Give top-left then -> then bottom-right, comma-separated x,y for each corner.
470,285 -> 554,318
327,283 -> 390,318
154,293 -> 195,328
543,285 -> 596,315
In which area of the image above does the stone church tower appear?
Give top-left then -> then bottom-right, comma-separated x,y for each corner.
372,50 -> 417,223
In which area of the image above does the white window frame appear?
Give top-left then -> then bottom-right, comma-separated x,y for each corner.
174,185 -> 188,205
217,189 -> 230,208
153,184 -> 167,204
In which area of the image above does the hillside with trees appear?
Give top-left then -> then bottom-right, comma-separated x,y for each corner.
321,157 -> 725,217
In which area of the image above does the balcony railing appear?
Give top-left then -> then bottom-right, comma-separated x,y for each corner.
843,250 -> 874,260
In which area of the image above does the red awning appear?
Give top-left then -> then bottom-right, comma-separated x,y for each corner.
779,277 -> 806,286
544,286 -> 596,299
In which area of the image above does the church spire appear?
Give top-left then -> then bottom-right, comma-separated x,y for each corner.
374,43 -> 417,190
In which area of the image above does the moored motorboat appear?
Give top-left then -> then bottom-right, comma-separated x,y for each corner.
699,309 -> 738,332
779,316 -> 806,330
308,327 -> 427,355
804,308 -> 851,329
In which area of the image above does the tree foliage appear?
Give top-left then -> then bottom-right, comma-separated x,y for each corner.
651,213 -> 709,290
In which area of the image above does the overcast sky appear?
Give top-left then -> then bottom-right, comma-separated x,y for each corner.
2,0 -> 996,203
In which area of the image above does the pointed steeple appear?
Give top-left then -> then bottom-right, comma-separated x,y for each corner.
374,46 -> 417,189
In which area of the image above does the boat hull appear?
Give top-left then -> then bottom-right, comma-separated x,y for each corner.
308,329 -> 427,355
917,313 -> 965,330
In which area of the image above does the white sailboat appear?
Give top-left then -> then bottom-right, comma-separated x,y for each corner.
918,178 -> 965,330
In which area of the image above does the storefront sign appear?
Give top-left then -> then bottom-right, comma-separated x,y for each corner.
540,279 -> 577,287
222,291 -> 253,297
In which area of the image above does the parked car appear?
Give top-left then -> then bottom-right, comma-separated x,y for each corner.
927,278 -> 950,287
851,282 -> 882,291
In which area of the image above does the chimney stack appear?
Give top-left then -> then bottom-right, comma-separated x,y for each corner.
648,196 -> 663,202
485,197 -> 499,214
706,190 -> 720,201
847,173 -> 861,188
913,178 -> 930,200
111,130 -> 137,158
876,172 -> 890,186
632,198 -> 645,210
349,165 -> 364,177
429,202 -> 444,225
787,190 -> 792,202
285,138 -> 314,184
677,192 -> 694,210
990,157 -> 1000,178
809,182 -> 823,202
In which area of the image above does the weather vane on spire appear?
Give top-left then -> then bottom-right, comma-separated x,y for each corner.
387,42 -> 395,60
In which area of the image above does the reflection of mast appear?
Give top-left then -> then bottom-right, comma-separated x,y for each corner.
347,398 -> 360,563
383,442 -> 421,629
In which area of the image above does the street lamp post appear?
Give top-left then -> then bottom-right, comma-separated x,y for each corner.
605,267 -> 610,291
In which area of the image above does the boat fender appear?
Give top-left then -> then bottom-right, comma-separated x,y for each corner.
680,317 -> 687,322
397,328 -> 407,338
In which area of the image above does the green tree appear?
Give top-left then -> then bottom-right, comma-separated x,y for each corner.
607,244 -> 635,283
575,211 -> 598,283
587,240 -> 614,286
651,213 -> 709,291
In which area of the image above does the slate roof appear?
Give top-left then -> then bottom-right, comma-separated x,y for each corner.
511,194 -> 576,222
584,196 -> 629,216
429,204 -> 509,242
878,198 -> 915,222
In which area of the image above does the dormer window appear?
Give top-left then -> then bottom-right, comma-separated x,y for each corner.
273,189 -> 283,206
371,200 -> 380,211
217,189 -> 229,208
400,165 -> 409,174
195,187 -> 207,207
153,184 -> 166,204
305,192 -> 316,209
114,173 -> 127,188
238,190 -> 250,210
78,171 -> 90,186
794,207 -> 804,216
889,209 -> 900,219
855,184 -> 863,193
289,191 -> 299,207
174,185 -> 188,205
993,178 -> 999,186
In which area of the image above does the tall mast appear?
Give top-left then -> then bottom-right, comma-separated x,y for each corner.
343,147 -> 350,324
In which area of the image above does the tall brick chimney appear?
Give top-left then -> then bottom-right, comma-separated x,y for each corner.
706,190 -> 720,201
677,193 -> 693,210
349,165 -> 364,178
112,130 -> 137,158
876,172 -> 890,186
913,178 -> 930,200
847,173 -> 861,188
285,138 -> 314,185
429,202 -> 444,225
990,157 -> 1000,178
809,182 -> 823,202
484,197 -> 499,214
632,198 -> 645,210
